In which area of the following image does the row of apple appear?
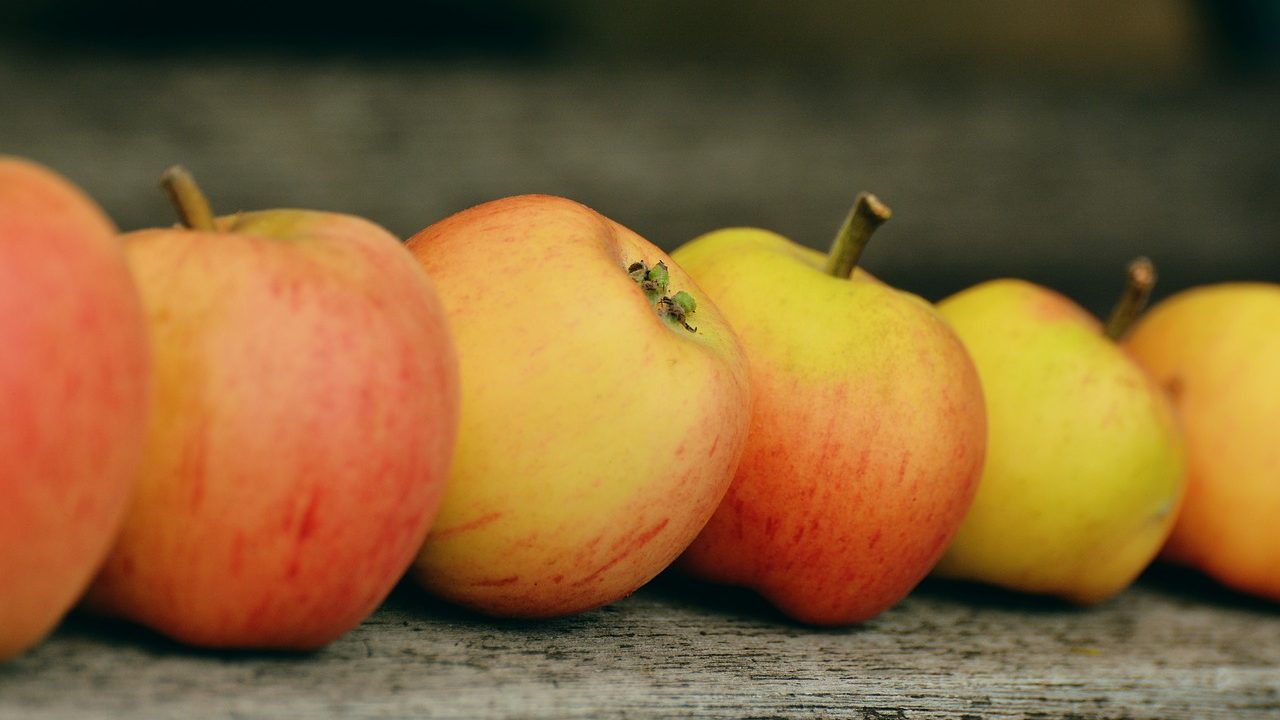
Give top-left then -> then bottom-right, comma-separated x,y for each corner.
2,156 -> 1276,659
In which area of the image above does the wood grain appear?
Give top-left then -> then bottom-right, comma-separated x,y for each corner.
2,569 -> 1276,719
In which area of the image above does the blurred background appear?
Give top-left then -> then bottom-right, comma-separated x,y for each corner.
1,0 -> 1277,314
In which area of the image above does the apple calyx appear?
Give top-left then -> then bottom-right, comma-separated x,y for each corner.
824,192 -> 892,279
1104,257 -> 1157,340
627,261 -> 698,332
160,165 -> 217,232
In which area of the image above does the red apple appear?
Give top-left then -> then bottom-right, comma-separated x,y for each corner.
84,168 -> 459,649
671,195 -> 987,625
0,157 -> 149,660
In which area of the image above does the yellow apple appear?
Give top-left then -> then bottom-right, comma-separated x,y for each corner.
933,261 -> 1186,603
1124,282 -> 1280,601
0,157 -> 149,660
405,194 -> 751,618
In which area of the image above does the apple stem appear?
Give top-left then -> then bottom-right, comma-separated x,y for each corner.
1104,257 -> 1157,340
824,193 -> 892,279
160,165 -> 216,232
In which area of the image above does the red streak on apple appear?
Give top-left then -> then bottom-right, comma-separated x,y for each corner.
472,576 -> 520,588
296,491 -> 321,542
574,518 -> 671,587
429,512 -> 505,541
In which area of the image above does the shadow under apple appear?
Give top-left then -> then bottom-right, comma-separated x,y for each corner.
911,577 -> 1079,614
1136,563 -> 1279,614
381,577 -> 621,636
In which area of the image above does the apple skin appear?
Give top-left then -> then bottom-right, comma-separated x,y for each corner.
932,279 -> 1186,603
85,209 -> 459,650
671,228 -> 986,625
1123,283 -> 1280,601
0,158 -> 149,660
405,195 -> 751,618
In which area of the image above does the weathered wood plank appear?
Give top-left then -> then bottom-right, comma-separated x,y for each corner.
2,570 -> 1276,719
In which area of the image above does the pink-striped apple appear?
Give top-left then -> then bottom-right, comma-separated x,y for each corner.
932,260 -> 1186,602
671,194 -> 987,625
0,157 -> 149,660
405,195 -> 751,618
1124,282 -> 1280,601
84,168 -> 459,649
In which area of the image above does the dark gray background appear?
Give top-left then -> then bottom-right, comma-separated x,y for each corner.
2,0 -> 1277,317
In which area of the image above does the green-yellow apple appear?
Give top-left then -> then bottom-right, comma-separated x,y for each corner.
671,194 -> 987,625
0,158 -> 149,661
1124,282 -> 1280,601
405,195 -> 751,618
84,168 -> 459,649
932,259 -> 1186,603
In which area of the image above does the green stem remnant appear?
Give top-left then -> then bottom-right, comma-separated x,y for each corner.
1104,257 -> 1157,340
628,260 -> 698,333
823,192 -> 892,279
659,291 -> 698,332
160,165 -> 216,231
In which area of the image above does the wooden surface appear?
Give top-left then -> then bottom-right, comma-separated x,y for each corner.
2,570 -> 1278,719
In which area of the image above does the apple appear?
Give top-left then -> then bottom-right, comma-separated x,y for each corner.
932,259 -> 1186,603
671,194 -> 987,625
404,194 -> 751,618
1123,282 -> 1280,601
83,167 -> 459,649
0,157 -> 149,660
